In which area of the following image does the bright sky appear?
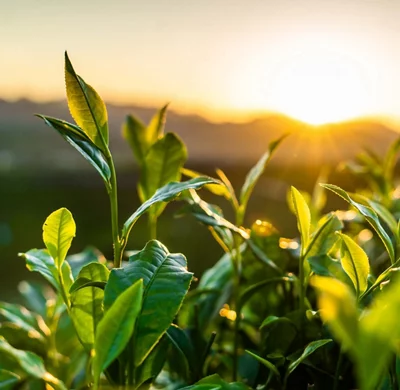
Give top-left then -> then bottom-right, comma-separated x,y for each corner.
1,0 -> 400,124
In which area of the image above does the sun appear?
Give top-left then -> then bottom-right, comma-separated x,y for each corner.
269,51 -> 371,125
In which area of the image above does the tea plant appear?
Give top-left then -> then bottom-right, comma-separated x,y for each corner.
1,52 -> 400,390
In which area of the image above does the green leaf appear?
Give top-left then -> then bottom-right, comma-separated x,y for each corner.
93,279 -> 143,386
321,184 -> 395,263
305,213 -> 343,259
66,246 -> 107,279
338,233 -> 370,297
70,263 -> 110,351
166,325 -> 195,380
245,350 -> 281,380
64,52 -> 109,151
140,133 -> 187,218
20,249 -> 74,295
0,302 -> 49,340
286,339 -> 332,377
291,186 -> 311,254
181,190 -> 249,240
148,104 -> 168,139
42,208 -> 76,269
240,135 -> 286,212
311,276 -> 358,353
368,200 -> 399,240
307,254 -> 350,284
0,369 -> 20,389
239,276 -> 295,310
135,335 -> 169,388
36,116 -> 111,185
182,168 -> 231,200
104,240 -> 193,366
357,278 -> 400,390
0,337 -> 67,390
122,115 -> 148,165
121,177 -> 219,244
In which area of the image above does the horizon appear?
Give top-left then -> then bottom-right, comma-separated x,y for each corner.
2,1 -> 400,127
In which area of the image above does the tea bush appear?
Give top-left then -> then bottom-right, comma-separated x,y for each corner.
1,53 -> 400,390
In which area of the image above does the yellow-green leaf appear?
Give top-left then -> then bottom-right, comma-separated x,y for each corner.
65,52 -> 109,151
338,233 -> 370,297
291,186 -> 311,254
42,208 -> 76,269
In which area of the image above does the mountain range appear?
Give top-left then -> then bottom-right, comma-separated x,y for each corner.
0,98 -> 398,174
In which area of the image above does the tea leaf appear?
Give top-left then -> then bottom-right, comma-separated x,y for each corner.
240,135 -> 286,213
321,184 -> 395,263
181,374 -> 252,389
70,263 -> 110,351
338,233 -> 370,297
65,52 -> 109,151
182,168 -> 231,199
0,302 -> 49,340
0,337 -> 67,390
93,279 -> 143,386
121,177 -> 219,244
104,240 -> 193,366
286,339 -> 332,377
135,336 -> 169,388
140,133 -> 187,217
36,116 -> 111,186
148,103 -> 168,140
305,213 -> 343,259
42,208 -> 76,269
291,186 -> 311,254
311,276 -> 358,353
20,249 -> 74,296
245,351 -> 281,380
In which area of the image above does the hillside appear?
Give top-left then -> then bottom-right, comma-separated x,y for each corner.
0,99 -> 398,174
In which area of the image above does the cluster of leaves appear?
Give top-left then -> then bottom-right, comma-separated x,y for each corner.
1,53 -> 400,390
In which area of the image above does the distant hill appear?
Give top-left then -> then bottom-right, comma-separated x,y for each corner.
0,98 -> 398,174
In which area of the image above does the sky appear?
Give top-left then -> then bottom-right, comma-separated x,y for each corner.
1,0 -> 400,124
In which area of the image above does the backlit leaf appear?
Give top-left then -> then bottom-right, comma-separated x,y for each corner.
338,233 -> 370,297
70,263 -> 110,351
42,208 -> 76,269
65,52 -> 108,151
321,184 -> 395,263
291,186 -> 311,254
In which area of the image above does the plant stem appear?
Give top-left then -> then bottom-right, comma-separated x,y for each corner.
232,234 -> 242,382
149,212 -> 157,240
298,254 -> 305,314
106,154 -> 122,268
128,335 -> 135,388
333,350 -> 344,390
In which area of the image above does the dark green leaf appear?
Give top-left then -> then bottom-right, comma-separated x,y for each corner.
65,52 -> 109,150
70,263 -> 110,351
93,279 -> 143,386
104,240 -> 193,366
321,184 -> 395,263
37,116 -> 111,185
121,177 -> 219,244
246,350 -> 281,380
180,374 -> 252,389
286,339 -> 332,377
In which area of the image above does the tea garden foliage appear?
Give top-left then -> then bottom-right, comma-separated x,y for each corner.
1,53 -> 400,389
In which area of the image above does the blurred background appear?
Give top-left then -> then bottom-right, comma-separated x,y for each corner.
1,0 -> 400,299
